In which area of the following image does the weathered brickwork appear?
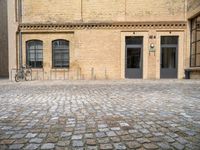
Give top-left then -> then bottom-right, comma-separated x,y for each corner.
187,0 -> 200,19
22,0 -> 82,23
82,0 -> 125,22
125,0 -> 186,22
18,0 -> 190,80
187,0 -> 200,13
19,26 -> 187,80
20,29 -> 122,80
22,0 -> 186,23
73,29 -> 121,79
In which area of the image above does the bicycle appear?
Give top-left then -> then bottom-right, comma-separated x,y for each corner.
15,65 -> 32,82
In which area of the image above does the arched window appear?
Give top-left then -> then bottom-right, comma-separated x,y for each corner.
26,40 -> 43,68
52,40 -> 69,68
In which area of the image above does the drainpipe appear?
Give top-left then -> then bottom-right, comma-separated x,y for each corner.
18,0 -> 22,68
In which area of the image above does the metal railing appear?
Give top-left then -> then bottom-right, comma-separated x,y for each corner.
11,67 -> 109,81
31,69 -> 45,80
50,69 -> 70,80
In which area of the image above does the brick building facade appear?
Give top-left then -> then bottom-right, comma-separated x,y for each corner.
1,0 -> 200,79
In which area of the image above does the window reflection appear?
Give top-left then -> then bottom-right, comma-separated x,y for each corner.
52,40 -> 69,68
26,40 -> 43,68
191,14 -> 200,67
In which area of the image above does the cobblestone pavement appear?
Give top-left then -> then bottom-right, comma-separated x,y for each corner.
0,80 -> 200,150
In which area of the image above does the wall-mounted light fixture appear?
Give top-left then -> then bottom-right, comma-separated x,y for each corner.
149,43 -> 156,54
150,43 -> 155,49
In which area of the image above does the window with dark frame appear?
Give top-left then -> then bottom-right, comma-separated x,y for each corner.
126,36 -> 143,69
191,14 -> 200,67
52,40 -> 69,68
161,36 -> 178,69
26,40 -> 43,68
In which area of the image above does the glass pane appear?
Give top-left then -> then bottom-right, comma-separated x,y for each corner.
30,58 -> 35,61
53,40 -> 69,49
36,50 -> 42,54
30,52 -> 35,58
126,36 -> 143,45
192,18 -> 196,30
26,40 -> 43,68
197,41 -> 200,54
192,30 -> 196,42
35,43 -> 42,49
191,55 -> 196,67
36,55 -> 43,61
35,61 -> 43,68
63,54 -> 69,60
54,61 -> 62,66
196,54 -> 200,66
30,49 -> 35,53
54,53 -> 61,60
55,49 -> 66,53
197,16 -> 200,29
36,51 -> 42,56
62,61 -> 69,67
191,43 -> 196,55
53,41 -> 59,48
28,43 -> 35,49
127,48 -> 141,68
52,41 -> 69,68
197,30 -> 200,41
161,36 -> 178,45
29,61 -> 35,68
36,50 -> 43,61
62,61 -> 67,65
161,48 -> 176,68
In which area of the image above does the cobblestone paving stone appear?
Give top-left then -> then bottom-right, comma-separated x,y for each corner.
0,80 -> 200,150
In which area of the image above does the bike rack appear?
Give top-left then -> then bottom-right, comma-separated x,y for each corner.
10,68 -> 33,82
50,69 -> 70,80
11,67 -> 109,81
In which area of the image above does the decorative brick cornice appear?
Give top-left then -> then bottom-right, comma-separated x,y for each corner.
20,22 -> 187,31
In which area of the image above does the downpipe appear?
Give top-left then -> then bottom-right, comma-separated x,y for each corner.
18,0 -> 22,69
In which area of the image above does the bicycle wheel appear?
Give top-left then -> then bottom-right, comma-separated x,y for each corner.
25,70 -> 32,81
15,74 -> 20,82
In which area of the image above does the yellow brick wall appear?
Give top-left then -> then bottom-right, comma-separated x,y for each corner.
21,29 -> 122,80
22,0 -> 82,23
126,0 -> 186,21
22,33 -> 75,80
74,29 -> 121,79
21,27 -> 187,80
22,0 -> 186,23
82,0 -> 125,22
187,0 -> 200,18
17,0 -> 190,80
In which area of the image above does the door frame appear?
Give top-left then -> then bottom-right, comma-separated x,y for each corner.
121,32 -> 148,79
156,32 -> 184,79
125,44 -> 143,78
160,44 -> 178,78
